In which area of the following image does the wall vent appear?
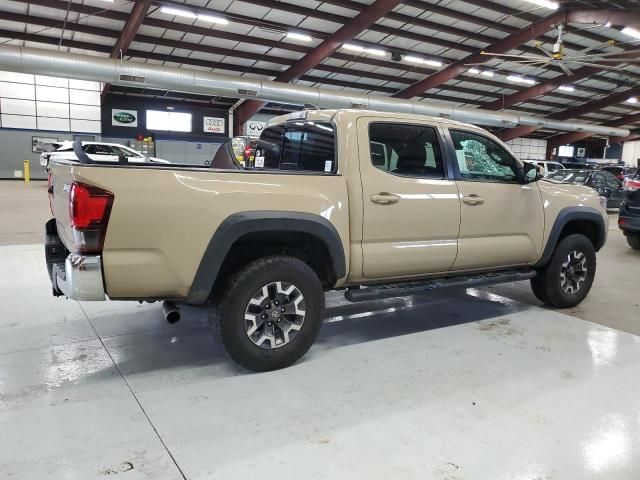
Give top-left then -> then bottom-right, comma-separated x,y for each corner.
119,74 -> 145,83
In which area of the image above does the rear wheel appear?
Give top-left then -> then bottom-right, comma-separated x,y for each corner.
210,255 -> 324,371
627,233 -> 640,250
531,234 -> 596,308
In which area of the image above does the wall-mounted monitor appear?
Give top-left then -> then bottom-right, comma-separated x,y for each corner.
558,145 -> 575,157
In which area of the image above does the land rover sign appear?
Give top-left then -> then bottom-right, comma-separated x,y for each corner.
112,109 -> 138,127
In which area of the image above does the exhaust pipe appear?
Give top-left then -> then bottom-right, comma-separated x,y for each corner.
163,301 -> 181,324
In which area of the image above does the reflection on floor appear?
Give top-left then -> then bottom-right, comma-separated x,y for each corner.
1,244 -> 639,479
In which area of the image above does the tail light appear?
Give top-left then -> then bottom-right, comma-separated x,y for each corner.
68,182 -> 113,253
623,178 -> 640,191
244,145 -> 252,159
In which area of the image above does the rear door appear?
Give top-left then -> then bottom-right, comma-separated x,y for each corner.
446,128 -> 545,270
358,118 -> 461,279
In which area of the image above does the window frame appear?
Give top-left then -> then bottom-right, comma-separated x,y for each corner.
367,121 -> 453,180
253,120 -> 339,175
444,127 -> 523,184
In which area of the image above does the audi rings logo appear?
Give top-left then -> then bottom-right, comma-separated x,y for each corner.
204,117 -> 225,133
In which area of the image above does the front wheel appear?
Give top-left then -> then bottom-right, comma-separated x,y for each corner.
531,234 -> 596,308
627,233 -> 640,250
211,255 -> 325,372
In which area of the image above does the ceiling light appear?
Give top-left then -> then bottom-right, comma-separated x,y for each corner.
468,68 -> 480,74
558,85 -> 575,92
480,70 -> 494,77
160,6 -> 197,18
286,32 -> 312,42
628,97 -> 638,104
198,14 -> 229,25
523,0 -> 559,9
342,43 -> 365,53
365,48 -> 387,56
404,55 -> 441,67
507,75 -> 536,85
621,27 -> 640,40
604,22 -> 612,28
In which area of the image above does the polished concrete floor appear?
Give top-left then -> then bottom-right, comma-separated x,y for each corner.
1,180 -> 640,479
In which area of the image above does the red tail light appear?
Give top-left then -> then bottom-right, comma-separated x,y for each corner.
69,182 -> 113,253
623,178 -> 640,191
244,146 -> 252,158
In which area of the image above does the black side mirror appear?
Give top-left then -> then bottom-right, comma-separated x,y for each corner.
521,162 -> 542,184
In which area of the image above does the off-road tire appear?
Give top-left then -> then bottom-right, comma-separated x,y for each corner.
530,234 -> 596,308
209,255 -> 324,372
627,233 -> 640,250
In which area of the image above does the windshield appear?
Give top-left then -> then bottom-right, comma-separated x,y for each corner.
547,170 -> 589,184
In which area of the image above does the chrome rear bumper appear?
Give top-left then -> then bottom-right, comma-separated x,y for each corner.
53,254 -> 106,301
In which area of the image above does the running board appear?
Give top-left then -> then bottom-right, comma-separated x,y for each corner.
344,270 -> 536,303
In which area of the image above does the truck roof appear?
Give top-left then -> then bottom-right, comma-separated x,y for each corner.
268,109 -> 487,132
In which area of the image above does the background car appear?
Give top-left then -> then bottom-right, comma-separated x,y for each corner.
231,136 -> 259,167
601,165 -> 631,181
622,167 -> 640,191
40,141 -> 169,168
546,169 -> 626,209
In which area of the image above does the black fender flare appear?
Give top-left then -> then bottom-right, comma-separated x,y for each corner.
535,206 -> 606,267
187,211 -> 346,304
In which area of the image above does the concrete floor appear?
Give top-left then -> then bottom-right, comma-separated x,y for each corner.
1,180 -> 640,479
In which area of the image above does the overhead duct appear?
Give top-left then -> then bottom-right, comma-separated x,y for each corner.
0,45 -> 630,138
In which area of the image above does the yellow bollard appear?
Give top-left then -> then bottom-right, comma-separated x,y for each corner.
23,160 -> 30,183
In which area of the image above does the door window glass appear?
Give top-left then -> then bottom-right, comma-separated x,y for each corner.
368,123 -> 444,178
450,130 -> 518,183
603,171 -> 621,188
85,144 -> 113,156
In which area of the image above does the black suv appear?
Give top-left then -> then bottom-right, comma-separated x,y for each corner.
619,168 -> 640,249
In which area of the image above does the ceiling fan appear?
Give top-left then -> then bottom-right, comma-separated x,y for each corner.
468,23 -> 640,76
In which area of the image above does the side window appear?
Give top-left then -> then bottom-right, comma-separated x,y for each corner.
368,123 -> 445,179
450,130 -> 518,183
591,173 -> 605,188
85,144 -> 113,156
603,172 -> 621,189
254,122 -> 335,172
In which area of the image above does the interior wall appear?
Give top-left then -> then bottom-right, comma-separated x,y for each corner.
622,140 -> 640,167
506,137 -> 547,161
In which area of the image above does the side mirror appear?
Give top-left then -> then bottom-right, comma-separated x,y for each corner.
522,162 -> 542,184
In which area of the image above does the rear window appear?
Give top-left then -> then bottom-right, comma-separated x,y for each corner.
254,122 -> 336,173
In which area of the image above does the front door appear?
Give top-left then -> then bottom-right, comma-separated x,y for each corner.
447,129 -> 545,270
359,118 -> 461,279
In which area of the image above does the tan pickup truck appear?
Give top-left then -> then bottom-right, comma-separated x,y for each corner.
45,109 -> 608,371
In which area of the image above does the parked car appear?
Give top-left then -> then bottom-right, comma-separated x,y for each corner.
546,169 -> 626,209
619,168 -> 640,249
526,160 -> 564,176
45,109 -> 608,371
622,167 -> 640,191
601,165 -> 632,182
40,141 -> 169,169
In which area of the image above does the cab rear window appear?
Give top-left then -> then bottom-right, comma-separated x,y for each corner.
254,122 -> 336,173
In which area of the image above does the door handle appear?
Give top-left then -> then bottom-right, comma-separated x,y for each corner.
462,194 -> 485,206
370,193 -> 400,205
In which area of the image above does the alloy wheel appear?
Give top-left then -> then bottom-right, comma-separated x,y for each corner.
560,250 -> 588,295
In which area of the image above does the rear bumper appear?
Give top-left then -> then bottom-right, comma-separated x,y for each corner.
619,215 -> 640,234
45,218 -> 106,301
53,255 -> 106,301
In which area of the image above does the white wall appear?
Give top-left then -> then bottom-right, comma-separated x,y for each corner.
622,140 -> 640,167
506,137 -> 547,161
0,71 -> 101,133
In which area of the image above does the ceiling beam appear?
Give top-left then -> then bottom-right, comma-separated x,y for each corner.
392,11 -> 565,99
483,66 -> 606,111
548,112 -> 640,149
499,86 -> 640,141
233,0 -> 402,133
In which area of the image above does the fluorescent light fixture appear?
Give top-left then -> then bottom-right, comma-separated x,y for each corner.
628,97 -> 638,104
604,22 -> 612,28
404,56 -> 441,66
558,85 -> 575,92
523,0 -> 559,9
160,6 -> 197,18
286,32 -> 312,42
365,48 -> 386,56
507,75 -> 536,85
621,27 -> 640,40
342,43 -> 365,52
198,14 -> 229,25
480,70 -> 494,77
468,68 -> 480,74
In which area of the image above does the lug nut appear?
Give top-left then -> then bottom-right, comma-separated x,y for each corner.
261,314 -> 267,319
281,307 -> 286,312
274,300 -> 279,306
265,303 -> 271,310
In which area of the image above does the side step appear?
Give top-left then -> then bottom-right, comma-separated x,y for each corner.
344,269 -> 536,303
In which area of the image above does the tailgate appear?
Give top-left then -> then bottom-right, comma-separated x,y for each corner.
48,162 -> 77,251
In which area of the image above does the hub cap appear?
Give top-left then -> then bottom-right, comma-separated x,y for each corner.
244,281 -> 306,349
560,250 -> 588,294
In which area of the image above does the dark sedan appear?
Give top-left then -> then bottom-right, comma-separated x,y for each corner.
619,168 -> 640,249
546,169 -> 626,209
